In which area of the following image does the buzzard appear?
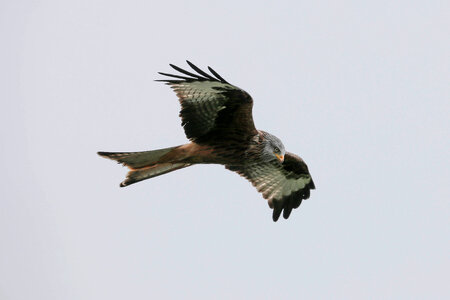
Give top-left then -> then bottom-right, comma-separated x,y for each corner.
98,61 -> 315,221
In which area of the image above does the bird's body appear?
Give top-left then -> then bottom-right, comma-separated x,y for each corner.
98,61 -> 315,221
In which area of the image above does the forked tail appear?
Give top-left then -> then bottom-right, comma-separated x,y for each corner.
98,146 -> 191,187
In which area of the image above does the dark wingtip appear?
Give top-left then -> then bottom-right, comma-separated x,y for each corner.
310,179 -> 316,190
158,61 -> 228,84
283,210 -> 292,219
272,209 -> 282,222
187,60 -> 217,80
293,199 -> 303,209
272,201 -> 283,222
207,66 -> 229,83
283,205 -> 293,219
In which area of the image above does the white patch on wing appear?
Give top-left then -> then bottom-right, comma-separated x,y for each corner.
174,81 -> 234,97
168,81 -> 241,138
260,170 -> 311,201
281,177 -> 307,196
226,152 -> 313,217
282,179 -> 296,196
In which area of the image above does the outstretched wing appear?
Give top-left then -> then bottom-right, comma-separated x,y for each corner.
226,152 -> 315,222
157,61 -> 257,143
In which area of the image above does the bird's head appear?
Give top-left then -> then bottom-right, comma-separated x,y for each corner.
260,131 -> 285,163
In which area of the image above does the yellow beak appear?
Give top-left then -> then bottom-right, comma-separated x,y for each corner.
275,153 -> 284,163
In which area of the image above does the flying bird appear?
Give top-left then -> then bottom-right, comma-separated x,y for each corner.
98,61 -> 315,221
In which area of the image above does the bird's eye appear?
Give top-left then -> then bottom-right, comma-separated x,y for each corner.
274,147 -> 280,153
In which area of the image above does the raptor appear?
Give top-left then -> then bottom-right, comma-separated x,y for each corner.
98,61 -> 315,221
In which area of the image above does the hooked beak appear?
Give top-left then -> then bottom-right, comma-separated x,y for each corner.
275,153 -> 284,163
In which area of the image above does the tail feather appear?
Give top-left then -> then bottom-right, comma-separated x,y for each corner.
98,146 -> 179,169
120,162 -> 191,187
98,145 -> 191,187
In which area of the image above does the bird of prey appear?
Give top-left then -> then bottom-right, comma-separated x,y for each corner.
98,61 -> 315,221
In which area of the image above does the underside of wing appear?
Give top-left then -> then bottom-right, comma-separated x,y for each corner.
226,152 -> 315,222
157,61 -> 257,142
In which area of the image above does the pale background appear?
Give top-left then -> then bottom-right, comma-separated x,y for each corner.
1,0 -> 449,299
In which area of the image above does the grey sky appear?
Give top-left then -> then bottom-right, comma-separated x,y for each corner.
1,0 -> 449,299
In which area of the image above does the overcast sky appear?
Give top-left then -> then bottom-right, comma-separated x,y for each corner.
1,0 -> 449,299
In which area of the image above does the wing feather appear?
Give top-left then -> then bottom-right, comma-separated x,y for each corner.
169,63 -> 206,80
186,60 -> 217,81
158,61 -> 257,142
226,152 -> 315,222
208,66 -> 229,83
157,72 -> 193,81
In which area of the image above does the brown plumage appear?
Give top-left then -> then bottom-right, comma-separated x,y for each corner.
98,61 -> 315,221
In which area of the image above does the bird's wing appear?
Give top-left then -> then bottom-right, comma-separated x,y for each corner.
157,61 -> 257,142
226,152 -> 315,222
